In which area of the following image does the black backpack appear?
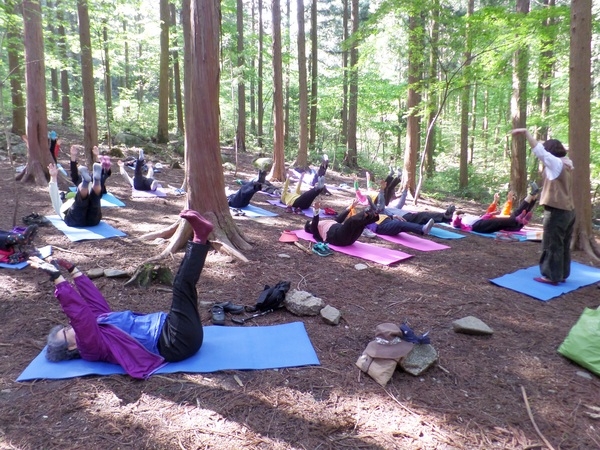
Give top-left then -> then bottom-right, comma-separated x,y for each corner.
255,281 -> 291,311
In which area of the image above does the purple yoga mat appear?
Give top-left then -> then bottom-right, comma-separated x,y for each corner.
132,185 -> 167,198
376,232 -> 450,251
293,229 -> 412,265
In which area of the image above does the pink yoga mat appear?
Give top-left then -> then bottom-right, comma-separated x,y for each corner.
293,229 -> 412,265
376,232 -> 450,251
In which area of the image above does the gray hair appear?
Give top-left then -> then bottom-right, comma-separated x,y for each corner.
45,325 -> 81,362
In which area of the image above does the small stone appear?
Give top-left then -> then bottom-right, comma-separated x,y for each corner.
355,263 -> 368,271
320,305 -> 341,325
278,254 -> 291,259
87,268 -> 105,279
104,269 -> 130,278
452,316 -> 494,335
576,371 -> 592,380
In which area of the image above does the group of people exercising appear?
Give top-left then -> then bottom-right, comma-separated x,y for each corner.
13,126 -> 572,377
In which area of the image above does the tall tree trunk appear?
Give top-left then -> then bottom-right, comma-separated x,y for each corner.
510,0 -> 530,201
56,0 -> 71,125
18,0 -> 51,185
257,0 -> 264,149
236,0 -> 246,152
536,0 -> 555,143
123,20 -> 130,90
154,0 -> 251,259
569,0 -> 599,257
402,13 -> 422,194
250,0 -> 257,136
308,0 -> 318,154
271,0 -> 286,180
77,0 -> 98,165
284,0 -> 290,145
102,21 -> 113,128
157,0 -> 170,143
47,1 -> 59,105
7,0 -> 26,136
458,0 -> 474,189
343,0 -> 359,168
170,4 -> 184,136
340,0 -> 349,148
425,2 -> 439,177
295,0 -> 309,169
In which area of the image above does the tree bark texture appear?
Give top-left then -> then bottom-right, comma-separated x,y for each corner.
271,0 -> 286,181
344,0 -> 359,168
7,0 -> 26,136
157,0 -> 170,144
295,0 -> 309,169
236,0 -> 247,152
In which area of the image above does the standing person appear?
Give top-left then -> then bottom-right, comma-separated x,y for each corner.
30,209 -> 214,379
511,128 -> 575,285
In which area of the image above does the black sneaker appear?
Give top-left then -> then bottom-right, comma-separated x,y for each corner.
444,205 -> 456,219
22,213 -> 50,226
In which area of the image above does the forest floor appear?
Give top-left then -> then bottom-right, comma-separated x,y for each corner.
1,133 -> 599,450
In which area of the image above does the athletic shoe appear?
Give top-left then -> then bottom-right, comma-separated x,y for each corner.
422,218 -> 434,235
312,242 -> 333,257
444,205 -> 456,219
362,228 -> 377,239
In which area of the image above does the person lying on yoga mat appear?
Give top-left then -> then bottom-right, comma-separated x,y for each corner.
512,128 -> 575,285
281,171 -> 327,214
69,145 -> 112,196
0,225 -> 38,264
48,162 -> 103,227
368,214 -> 435,237
227,170 -> 267,208
453,187 -> 540,234
118,149 -> 160,191
30,209 -> 214,380
304,200 -> 379,247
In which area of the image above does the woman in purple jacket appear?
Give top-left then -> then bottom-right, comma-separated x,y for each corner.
31,209 -> 214,379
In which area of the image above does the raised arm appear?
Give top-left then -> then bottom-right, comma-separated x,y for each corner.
48,163 -> 64,218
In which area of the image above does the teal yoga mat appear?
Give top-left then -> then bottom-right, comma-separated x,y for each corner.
17,322 -> 320,381
231,204 -> 279,218
68,187 -> 125,207
46,215 -> 126,241
490,262 -> 600,301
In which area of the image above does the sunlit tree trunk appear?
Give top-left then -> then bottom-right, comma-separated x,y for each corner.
7,0 -> 26,136
157,0 -> 170,143
424,2 -> 439,177
77,0 -> 98,165
17,0 -> 51,185
284,0 -> 290,145
510,0 -> 530,201
236,0 -> 246,152
459,0 -> 474,189
402,13 -> 422,194
343,0 -> 358,168
102,21 -> 113,127
295,0 -> 309,169
271,0 -> 286,180
340,0 -> 348,148
569,0 -> 599,257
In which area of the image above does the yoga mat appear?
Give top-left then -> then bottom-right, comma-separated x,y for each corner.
490,262 -> 600,301
293,229 -> 412,265
0,245 -> 52,270
231,205 -> 279,218
429,227 -> 465,239
46,215 -> 126,242
376,233 -> 450,251
266,200 -> 336,218
132,185 -> 167,198
16,322 -> 320,381
69,187 -> 125,207
469,230 -> 528,241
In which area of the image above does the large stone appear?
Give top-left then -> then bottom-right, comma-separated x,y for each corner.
114,132 -> 147,147
320,305 -> 341,325
452,316 -> 494,335
104,269 -> 130,278
284,289 -> 325,316
253,157 -> 273,171
87,268 -> 105,279
399,344 -> 438,376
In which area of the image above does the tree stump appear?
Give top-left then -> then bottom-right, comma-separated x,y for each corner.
125,263 -> 173,288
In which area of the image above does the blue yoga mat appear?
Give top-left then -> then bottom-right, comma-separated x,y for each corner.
17,322 -> 320,381
429,227 -> 465,239
69,187 -> 125,207
232,204 -> 279,218
46,215 -> 126,242
0,245 -> 52,270
490,262 -> 600,301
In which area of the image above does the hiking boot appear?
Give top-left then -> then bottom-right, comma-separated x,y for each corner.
22,213 -> 50,226
444,205 -> 456,219
362,228 -> 377,239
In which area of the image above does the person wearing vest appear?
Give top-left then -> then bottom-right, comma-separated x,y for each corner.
511,128 -> 575,285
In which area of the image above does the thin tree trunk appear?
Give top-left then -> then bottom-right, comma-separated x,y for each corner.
157,0 -> 170,143
236,0 -> 246,152
77,0 -> 98,164
308,0 -> 318,153
271,0 -> 286,180
340,0 -> 348,147
459,0 -> 474,189
171,4 -> 184,136
257,0 -> 264,149
295,0 -> 309,169
343,0 -> 359,168
7,0 -> 26,136
56,0 -> 71,125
